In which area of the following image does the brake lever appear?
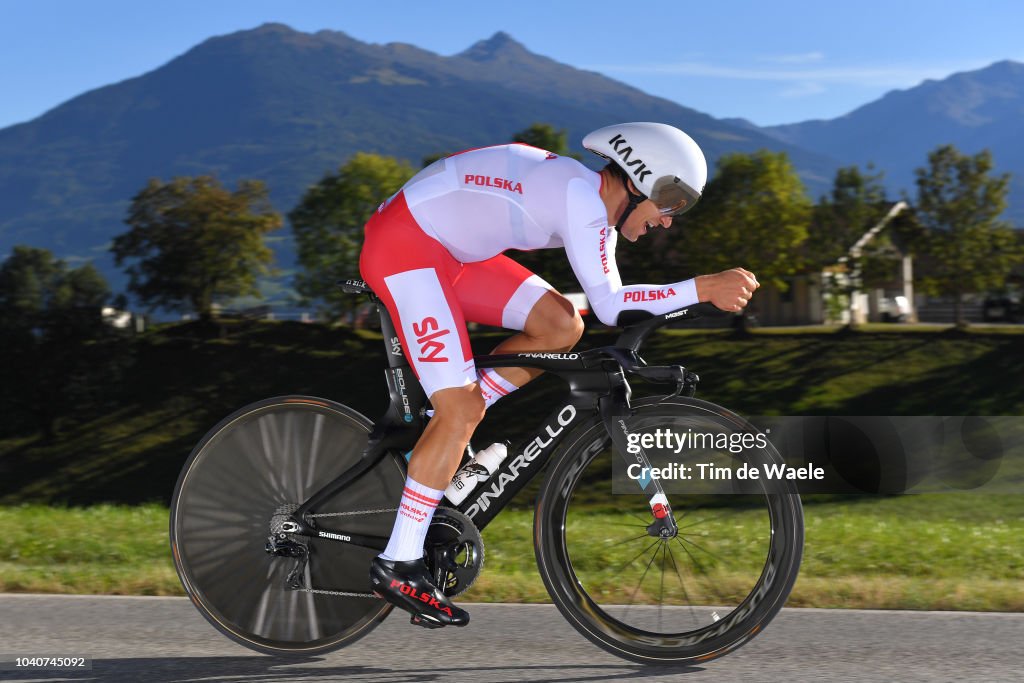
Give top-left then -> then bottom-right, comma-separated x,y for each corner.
672,369 -> 700,398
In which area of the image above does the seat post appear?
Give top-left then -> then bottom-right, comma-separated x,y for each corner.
337,277 -> 405,368
377,304 -> 406,370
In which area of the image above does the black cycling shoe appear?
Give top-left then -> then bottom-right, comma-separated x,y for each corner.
369,556 -> 470,628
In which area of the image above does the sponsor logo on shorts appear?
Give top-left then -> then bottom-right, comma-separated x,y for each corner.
464,174 -> 523,194
623,288 -> 677,303
412,316 -> 450,363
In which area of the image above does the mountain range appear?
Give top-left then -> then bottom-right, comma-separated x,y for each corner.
764,59 -> 1024,216
0,23 -> 1021,299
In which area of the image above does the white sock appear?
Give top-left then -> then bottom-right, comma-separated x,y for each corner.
477,368 -> 519,408
380,477 -> 444,561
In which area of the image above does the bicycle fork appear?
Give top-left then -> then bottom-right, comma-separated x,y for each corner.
598,364 -> 699,539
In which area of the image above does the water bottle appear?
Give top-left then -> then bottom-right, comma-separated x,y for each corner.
444,442 -> 509,505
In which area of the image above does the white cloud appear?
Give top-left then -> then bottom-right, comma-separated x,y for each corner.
757,52 -> 826,64
779,81 -> 827,97
589,59 -> 997,88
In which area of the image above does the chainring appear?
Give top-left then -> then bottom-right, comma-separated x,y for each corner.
424,507 -> 484,597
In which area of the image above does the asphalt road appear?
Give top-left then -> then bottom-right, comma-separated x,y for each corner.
0,595 -> 1021,682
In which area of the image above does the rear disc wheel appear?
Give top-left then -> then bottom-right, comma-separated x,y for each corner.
170,396 -> 405,655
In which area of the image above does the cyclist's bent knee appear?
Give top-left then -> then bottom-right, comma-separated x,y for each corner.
430,385 -> 486,429
564,310 -> 585,345
525,293 -> 585,349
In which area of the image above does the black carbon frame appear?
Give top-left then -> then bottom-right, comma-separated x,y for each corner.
289,284 -> 718,546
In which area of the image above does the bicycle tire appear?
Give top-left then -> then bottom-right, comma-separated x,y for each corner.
170,396 -> 405,656
534,396 -> 803,665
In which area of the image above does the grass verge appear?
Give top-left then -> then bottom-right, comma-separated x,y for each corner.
2,494 -> 1021,611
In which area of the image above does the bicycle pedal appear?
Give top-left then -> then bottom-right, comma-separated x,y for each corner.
410,614 -> 445,629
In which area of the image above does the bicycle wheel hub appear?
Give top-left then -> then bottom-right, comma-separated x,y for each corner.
647,514 -> 679,539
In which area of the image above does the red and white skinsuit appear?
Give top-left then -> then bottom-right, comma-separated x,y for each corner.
359,143 -> 699,397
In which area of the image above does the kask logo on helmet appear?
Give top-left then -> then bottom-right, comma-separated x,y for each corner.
608,134 -> 653,183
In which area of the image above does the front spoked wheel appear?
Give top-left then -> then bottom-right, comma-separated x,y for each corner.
535,397 -> 803,665
170,396 -> 406,655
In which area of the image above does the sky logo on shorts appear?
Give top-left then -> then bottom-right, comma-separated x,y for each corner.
464,174 -> 523,194
413,316 -> 450,363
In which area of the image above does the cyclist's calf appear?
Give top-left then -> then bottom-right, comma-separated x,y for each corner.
410,385 -> 486,490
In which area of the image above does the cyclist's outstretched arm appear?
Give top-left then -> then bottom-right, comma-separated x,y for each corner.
559,180 -> 698,325
559,179 -> 757,320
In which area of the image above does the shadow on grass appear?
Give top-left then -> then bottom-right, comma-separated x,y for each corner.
0,321 -> 385,506
4,323 -> 1023,506
841,338 -> 1024,415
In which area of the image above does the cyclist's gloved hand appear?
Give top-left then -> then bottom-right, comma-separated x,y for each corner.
695,268 -> 759,313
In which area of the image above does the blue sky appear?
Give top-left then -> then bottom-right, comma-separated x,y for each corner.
2,0 -> 1022,130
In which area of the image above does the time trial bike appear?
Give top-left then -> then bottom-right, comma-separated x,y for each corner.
169,278 -> 804,665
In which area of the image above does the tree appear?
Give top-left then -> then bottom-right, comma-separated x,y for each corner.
0,246 -> 123,439
806,166 -> 895,325
808,165 -> 889,265
422,122 -> 580,169
681,150 -> 812,329
421,151 -> 447,168
290,153 -> 415,318
112,176 -> 281,321
513,122 -> 579,159
914,145 -> 1020,326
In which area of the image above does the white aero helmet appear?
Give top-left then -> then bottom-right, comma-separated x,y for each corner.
583,122 -> 707,218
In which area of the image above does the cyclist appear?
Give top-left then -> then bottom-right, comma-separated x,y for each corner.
361,122 -> 758,628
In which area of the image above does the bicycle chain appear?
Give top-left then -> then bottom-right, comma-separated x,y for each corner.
294,587 -> 378,598
292,508 -> 398,598
308,508 -> 397,518
296,505 -> 479,602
